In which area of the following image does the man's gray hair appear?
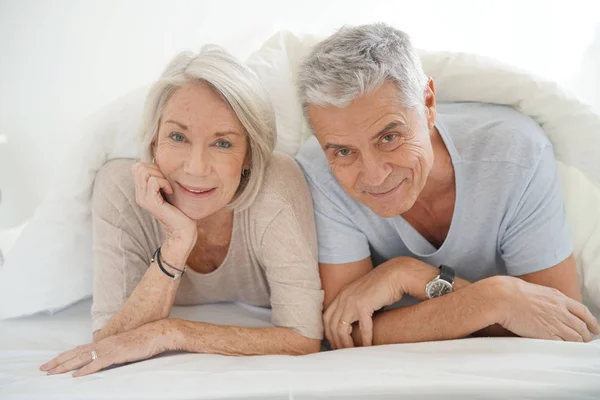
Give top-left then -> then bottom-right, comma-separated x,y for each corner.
138,45 -> 276,211
297,23 -> 428,116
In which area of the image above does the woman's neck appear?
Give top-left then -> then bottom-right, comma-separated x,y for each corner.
194,207 -> 234,245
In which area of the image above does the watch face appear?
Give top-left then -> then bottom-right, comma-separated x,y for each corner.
427,279 -> 453,298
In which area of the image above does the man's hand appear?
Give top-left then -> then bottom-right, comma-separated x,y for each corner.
323,261 -> 404,349
496,276 -> 600,341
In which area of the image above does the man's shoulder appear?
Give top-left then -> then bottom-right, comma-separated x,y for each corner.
438,102 -> 551,170
295,137 -> 364,212
295,136 -> 332,184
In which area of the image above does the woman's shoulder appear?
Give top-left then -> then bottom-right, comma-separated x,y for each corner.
256,151 -> 311,207
92,158 -> 138,213
246,152 -> 314,235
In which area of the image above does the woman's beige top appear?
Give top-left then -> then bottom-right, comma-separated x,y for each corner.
91,152 -> 324,339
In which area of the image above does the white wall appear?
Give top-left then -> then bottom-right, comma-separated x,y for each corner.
1,0 -> 599,228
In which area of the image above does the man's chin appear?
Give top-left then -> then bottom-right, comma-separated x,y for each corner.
362,197 -> 414,218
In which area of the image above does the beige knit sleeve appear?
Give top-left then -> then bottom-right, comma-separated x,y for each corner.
257,158 -> 324,340
90,159 -> 157,332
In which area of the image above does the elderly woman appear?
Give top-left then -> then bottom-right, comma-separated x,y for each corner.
40,46 -> 324,377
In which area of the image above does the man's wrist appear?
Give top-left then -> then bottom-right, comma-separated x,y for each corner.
391,257 -> 439,300
475,275 -> 511,327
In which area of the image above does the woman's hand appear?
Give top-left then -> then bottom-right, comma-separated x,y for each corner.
132,162 -> 197,249
40,320 -> 175,377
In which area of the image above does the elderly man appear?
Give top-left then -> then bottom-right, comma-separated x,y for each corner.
295,23 -> 600,349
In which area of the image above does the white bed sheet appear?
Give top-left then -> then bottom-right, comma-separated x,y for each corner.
1,300 -> 600,399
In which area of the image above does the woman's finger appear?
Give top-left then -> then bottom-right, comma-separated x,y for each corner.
133,164 -> 171,202
40,345 -> 87,371
147,177 -> 174,202
47,351 -> 94,375
72,359 -> 106,378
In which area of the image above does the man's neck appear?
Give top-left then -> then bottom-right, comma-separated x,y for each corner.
416,126 -> 455,208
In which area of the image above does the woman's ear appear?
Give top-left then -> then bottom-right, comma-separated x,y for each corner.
151,139 -> 157,163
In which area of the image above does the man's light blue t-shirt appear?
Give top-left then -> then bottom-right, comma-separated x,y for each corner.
295,102 -> 572,282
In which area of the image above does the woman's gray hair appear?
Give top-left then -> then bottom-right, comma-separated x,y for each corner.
297,23 -> 428,117
138,45 -> 276,211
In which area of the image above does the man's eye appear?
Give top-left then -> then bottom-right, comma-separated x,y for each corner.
169,132 -> 185,142
381,134 -> 397,144
336,149 -> 351,157
215,139 -> 232,149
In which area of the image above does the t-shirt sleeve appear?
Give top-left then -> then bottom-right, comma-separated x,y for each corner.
90,160 -> 153,332
500,145 -> 573,276
258,187 -> 324,340
305,176 -> 371,264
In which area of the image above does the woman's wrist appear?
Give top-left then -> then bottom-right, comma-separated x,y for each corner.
161,239 -> 194,267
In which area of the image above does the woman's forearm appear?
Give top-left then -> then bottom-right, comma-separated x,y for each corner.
94,242 -> 189,342
165,319 -> 321,356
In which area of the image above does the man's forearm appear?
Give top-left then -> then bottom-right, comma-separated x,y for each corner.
354,277 -> 503,345
166,319 -> 321,356
393,257 -> 514,339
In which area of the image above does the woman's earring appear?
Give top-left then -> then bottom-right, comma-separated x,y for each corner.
242,168 -> 251,178
152,157 -> 155,164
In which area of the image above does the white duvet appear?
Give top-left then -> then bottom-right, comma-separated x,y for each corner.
1,300 -> 600,399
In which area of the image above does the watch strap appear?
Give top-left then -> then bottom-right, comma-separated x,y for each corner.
439,264 -> 455,284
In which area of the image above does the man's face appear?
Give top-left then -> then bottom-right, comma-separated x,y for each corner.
308,80 -> 436,218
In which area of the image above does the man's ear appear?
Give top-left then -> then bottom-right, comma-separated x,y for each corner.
424,78 -> 437,130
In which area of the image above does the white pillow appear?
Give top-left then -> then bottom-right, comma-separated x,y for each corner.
0,87 -> 147,318
1,31 -> 599,319
558,162 -> 600,313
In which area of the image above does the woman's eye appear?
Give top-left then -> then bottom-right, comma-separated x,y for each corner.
169,132 -> 185,142
336,148 -> 351,157
381,133 -> 397,144
215,139 -> 232,149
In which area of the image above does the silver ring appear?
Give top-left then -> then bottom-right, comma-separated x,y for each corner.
340,320 -> 352,326
90,350 -> 98,361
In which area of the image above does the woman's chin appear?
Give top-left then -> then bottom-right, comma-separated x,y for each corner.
177,206 -> 215,221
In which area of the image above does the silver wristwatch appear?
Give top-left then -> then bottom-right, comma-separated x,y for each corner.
425,264 -> 455,299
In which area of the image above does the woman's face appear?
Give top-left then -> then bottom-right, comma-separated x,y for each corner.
153,82 -> 248,221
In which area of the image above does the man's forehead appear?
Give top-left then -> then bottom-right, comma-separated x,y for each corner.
309,104 -> 410,140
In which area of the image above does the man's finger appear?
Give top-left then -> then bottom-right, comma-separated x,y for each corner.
335,307 -> 356,349
566,299 -> 599,336
358,310 -> 374,347
323,298 -> 337,348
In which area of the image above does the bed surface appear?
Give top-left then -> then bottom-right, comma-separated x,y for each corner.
1,300 -> 600,399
